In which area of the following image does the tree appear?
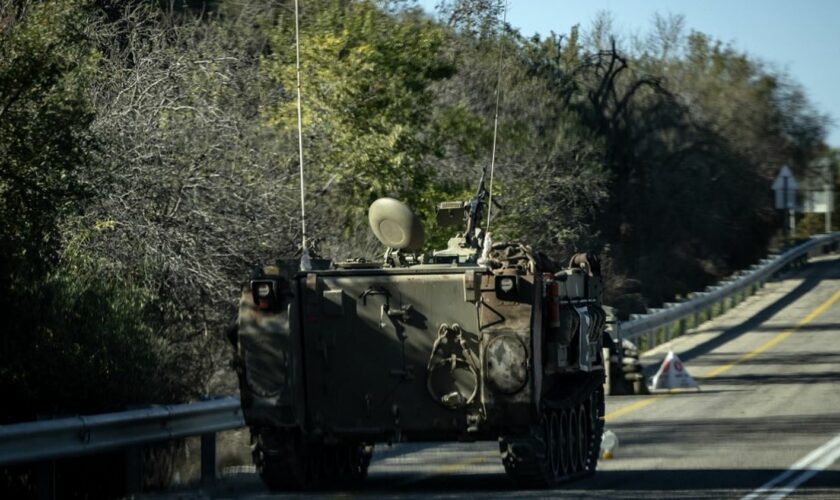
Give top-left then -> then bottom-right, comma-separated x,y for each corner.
82,1 -> 297,398
263,0 -> 455,249
0,0 -> 96,292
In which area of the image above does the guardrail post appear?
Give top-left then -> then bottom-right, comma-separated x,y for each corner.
679,318 -> 687,337
201,433 -> 217,483
125,445 -> 144,494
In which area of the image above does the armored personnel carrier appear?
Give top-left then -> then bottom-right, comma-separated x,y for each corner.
229,189 -> 608,490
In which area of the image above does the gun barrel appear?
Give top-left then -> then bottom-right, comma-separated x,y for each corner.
465,167 -> 489,247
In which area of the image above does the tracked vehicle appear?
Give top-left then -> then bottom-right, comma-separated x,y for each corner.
229,185 -> 608,490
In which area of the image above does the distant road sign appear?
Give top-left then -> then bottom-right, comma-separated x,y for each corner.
801,189 -> 833,213
772,165 -> 798,210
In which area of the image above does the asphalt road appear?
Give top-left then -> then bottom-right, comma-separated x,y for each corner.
173,255 -> 840,499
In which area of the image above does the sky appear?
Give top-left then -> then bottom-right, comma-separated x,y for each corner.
418,0 -> 840,148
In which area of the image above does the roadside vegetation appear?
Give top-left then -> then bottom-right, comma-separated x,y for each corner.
1,0 -> 837,493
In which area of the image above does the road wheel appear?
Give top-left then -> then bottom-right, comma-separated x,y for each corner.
569,408 -> 580,472
585,387 -> 605,473
548,411 -> 561,480
559,409 -> 571,475
499,376 -> 605,487
577,404 -> 589,469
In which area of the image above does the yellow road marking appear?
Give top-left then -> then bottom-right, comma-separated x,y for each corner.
437,454 -> 492,474
392,453 -> 494,488
701,287 -> 840,379
604,394 -> 669,422
604,287 -> 840,422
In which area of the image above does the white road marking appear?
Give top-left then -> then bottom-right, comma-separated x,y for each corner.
742,433 -> 840,500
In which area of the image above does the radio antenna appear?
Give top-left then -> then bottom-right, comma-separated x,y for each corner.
484,2 -> 507,236
294,0 -> 310,270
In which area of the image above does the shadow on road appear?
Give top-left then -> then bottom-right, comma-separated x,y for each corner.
371,442 -> 445,461
197,466 -> 840,499
668,351 -> 840,387
361,468 -> 840,498
707,370 -> 840,385
745,322 -> 840,332
571,468 -> 840,495
685,350 -> 840,366
605,412 -> 840,449
640,258 -> 840,376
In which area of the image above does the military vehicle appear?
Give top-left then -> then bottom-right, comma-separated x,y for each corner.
229,181 -> 609,490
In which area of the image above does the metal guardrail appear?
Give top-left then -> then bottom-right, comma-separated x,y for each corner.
0,396 -> 242,465
0,396 -> 244,494
619,233 -> 840,351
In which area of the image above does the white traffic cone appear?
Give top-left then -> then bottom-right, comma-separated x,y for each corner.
649,351 -> 699,391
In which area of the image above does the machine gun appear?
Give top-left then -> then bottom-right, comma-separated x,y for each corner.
464,167 -> 488,248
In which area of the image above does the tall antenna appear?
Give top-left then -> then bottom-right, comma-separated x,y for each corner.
294,0 -> 310,270
484,2 -> 507,236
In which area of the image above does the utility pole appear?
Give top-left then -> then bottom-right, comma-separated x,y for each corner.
783,176 -> 790,239
826,163 -> 833,233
